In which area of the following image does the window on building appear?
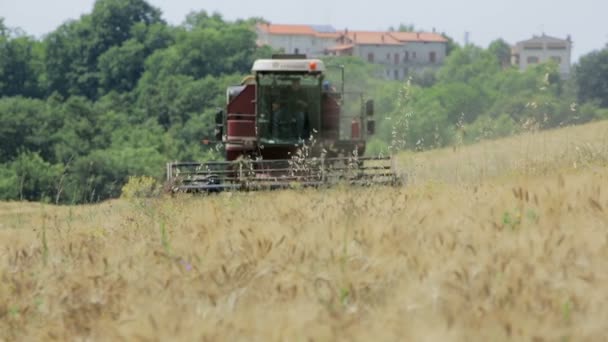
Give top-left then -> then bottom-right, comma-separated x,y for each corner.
429,51 -> 437,63
527,56 -> 539,64
368,53 -> 374,62
547,45 -> 567,50
386,53 -> 390,61
404,51 -> 409,62
394,53 -> 399,65
294,48 -> 299,54
394,70 -> 399,80
550,56 -> 562,63
413,51 -> 417,59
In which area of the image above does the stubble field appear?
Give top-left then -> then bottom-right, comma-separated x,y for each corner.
1,121 -> 608,341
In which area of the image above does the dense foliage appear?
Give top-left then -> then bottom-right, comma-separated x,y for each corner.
0,3 -> 273,203
360,44 -> 608,155
575,48 -> 608,107
1,4 -> 607,203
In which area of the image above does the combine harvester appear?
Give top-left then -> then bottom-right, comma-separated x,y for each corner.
166,54 -> 401,192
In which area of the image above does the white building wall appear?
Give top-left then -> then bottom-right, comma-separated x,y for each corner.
270,35 -> 314,55
352,42 -> 447,80
517,44 -> 571,77
516,40 -> 572,77
255,29 -> 335,57
354,45 -> 408,80
316,37 -> 340,55
403,42 -> 447,65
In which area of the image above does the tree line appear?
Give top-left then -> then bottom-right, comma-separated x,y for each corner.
0,1 -> 272,203
336,40 -> 608,155
1,1 -> 607,203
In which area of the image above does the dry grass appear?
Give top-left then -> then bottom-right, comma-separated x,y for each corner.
398,120 -> 608,185
1,121 -> 608,341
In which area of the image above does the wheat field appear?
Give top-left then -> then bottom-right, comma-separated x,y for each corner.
1,121 -> 608,341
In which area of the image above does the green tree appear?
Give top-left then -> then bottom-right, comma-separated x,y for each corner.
171,25 -> 258,77
98,39 -> 146,94
44,17 -> 98,98
51,96 -> 104,164
0,97 -> 58,162
442,32 -> 459,56
488,39 -> 512,68
0,32 -> 44,97
90,0 -> 163,53
136,74 -> 217,128
9,151 -> 64,202
130,22 -> 175,53
389,83 -> 454,150
575,48 -> 608,107
432,82 -> 487,123
183,10 -> 226,30
97,23 -> 174,95
64,147 -> 164,203
0,18 -> 7,37
389,23 -> 415,32
465,113 -> 518,143
0,163 -> 19,200
409,69 -> 437,88
44,0 -> 164,99
437,45 -> 500,85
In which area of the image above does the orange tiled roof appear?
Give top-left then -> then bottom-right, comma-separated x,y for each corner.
343,31 -> 402,45
326,44 -> 355,51
257,24 -> 449,45
316,32 -> 341,39
257,23 -> 342,38
257,23 -> 317,36
388,31 -> 448,43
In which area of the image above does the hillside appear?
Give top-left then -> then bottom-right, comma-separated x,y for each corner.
398,119 -> 608,184
1,121 -> 608,341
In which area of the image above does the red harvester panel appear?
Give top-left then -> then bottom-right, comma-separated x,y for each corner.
351,119 -> 360,140
227,119 -> 256,138
321,95 -> 340,139
226,84 -> 256,158
227,84 -> 255,117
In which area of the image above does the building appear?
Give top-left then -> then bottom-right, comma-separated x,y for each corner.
256,23 -> 448,81
326,30 -> 448,80
511,34 -> 572,78
389,31 -> 448,67
255,23 -> 340,57
328,30 -> 405,80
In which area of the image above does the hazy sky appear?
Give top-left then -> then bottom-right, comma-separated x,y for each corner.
1,0 -> 606,61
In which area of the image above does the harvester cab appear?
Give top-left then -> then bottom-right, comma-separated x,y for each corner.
166,54 -> 400,192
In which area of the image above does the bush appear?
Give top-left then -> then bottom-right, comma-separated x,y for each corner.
64,147 -> 165,203
120,175 -> 162,199
465,113 -> 518,143
576,102 -> 608,124
0,164 -> 19,200
8,151 -> 64,202
365,138 -> 390,156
